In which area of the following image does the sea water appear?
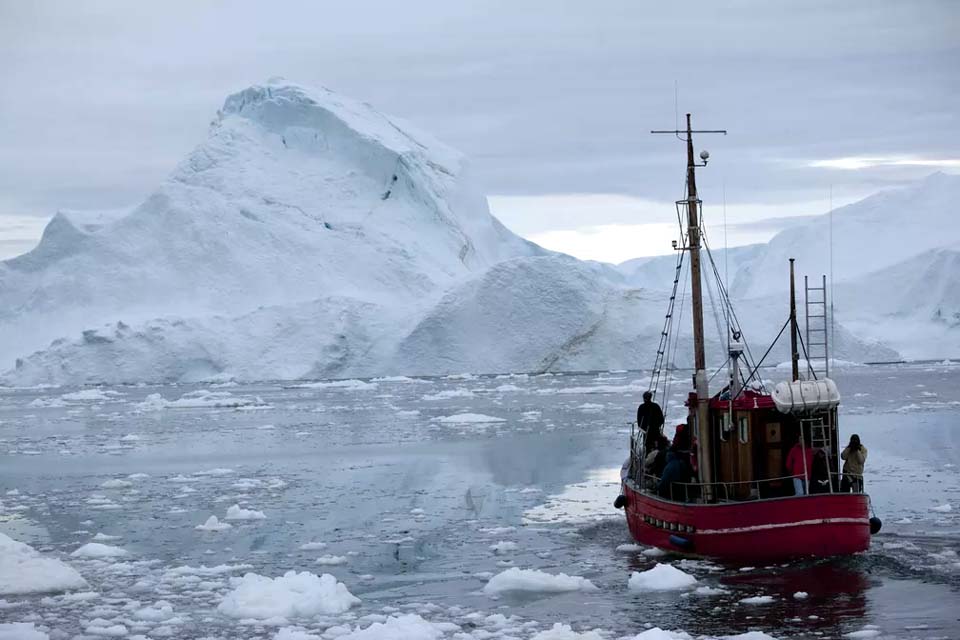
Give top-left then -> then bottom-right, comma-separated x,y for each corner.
0,363 -> 957,639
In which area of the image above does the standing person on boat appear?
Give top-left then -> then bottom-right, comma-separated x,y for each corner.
841,434 -> 868,493
636,391 -> 664,450
786,437 -> 816,495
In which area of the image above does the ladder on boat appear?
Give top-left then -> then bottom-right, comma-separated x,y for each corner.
804,275 -> 830,380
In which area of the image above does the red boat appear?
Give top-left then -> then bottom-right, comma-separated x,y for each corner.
615,115 -> 879,561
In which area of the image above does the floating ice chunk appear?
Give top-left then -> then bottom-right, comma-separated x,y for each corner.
61,389 -> 118,402
489,541 -> 518,554
315,555 -> 348,566
628,564 -> 697,591
479,526 -> 515,536
194,468 -> 235,476
322,614 -> 448,640
395,409 -> 420,417
225,504 -> 266,520
274,628 -> 320,640
299,542 -> 327,551
642,547 -> 668,558
84,621 -> 127,636
794,591 -> 809,599
616,543 -> 644,552
931,503 -> 953,512
432,413 -> 505,424
136,390 -> 266,410
100,479 -> 133,489
739,595 -> 775,604
0,623 -> 50,640
483,568 -> 597,595
693,586 -> 726,596
0,532 -> 88,595
843,631 -> 881,639
196,516 -> 232,532
119,434 -> 140,442
625,628 -> 695,640
894,517 -> 912,524
291,379 -> 377,391
127,473 -> 150,480
92,533 -> 121,542
218,571 -> 360,619
531,623 -> 605,640
71,543 -> 128,559
422,389 -> 475,401
410,508 -> 425,515
133,601 -> 174,621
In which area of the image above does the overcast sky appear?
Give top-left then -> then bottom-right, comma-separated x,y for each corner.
1,1 -> 957,262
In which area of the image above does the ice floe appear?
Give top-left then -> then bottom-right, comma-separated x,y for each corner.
0,532 -> 88,595
217,570 -> 360,619
483,568 -> 597,595
195,516 -> 232,532
70,543 -> 128,559
433,413 -> 505,424
628,564 -> 697,591
225,504 -> 267,520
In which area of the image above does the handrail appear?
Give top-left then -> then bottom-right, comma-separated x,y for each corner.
636,471 -> 865,503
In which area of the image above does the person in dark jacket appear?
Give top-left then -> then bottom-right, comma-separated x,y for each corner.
658,428 -> 693,500
809,448 -> 831,494
636,391 -> 664,449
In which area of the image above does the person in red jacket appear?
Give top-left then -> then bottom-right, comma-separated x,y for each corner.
786,439 -> 816,495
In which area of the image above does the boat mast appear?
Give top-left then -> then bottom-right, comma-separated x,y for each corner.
653,114 -> 726,496
789,258 -> 800,382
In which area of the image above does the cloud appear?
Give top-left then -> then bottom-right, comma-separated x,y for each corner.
1,0 -> 957,256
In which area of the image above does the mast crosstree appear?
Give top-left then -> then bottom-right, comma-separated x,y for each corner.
652,114 -> 726,493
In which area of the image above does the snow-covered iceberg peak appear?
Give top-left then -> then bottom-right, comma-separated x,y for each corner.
0,80 -> 540,376
217,79 -> 459,173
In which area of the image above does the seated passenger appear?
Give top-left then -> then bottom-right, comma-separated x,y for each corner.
658,427 -> 693,500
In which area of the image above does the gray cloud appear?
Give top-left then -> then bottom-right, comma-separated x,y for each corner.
1,0 -> 957,248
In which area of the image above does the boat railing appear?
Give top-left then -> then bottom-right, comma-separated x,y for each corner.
638,471 -> 865,503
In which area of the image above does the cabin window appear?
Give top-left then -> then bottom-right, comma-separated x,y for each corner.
718,413 -> 731,442
738,416 -> 749,443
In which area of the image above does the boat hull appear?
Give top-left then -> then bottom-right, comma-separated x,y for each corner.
622,480 -> 871,562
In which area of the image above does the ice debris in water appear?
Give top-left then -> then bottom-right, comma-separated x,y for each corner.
196,515 -> 232,531
739,594 -> 775,605
628,564 -> 697,591
483,568 -> 598,595
531,623 -> 605,640
794,591 -> 809,599
315,555 -> 348,566
70,543 -> 128,559
225,504 -> 267,520
930,503 -> 953,512
489,541 -> 518,554
277,613 -> 450,640
217,570 -> 360,619
0,623 -> 50,640
0,532 -> 88,595
432,413 -> 505,424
